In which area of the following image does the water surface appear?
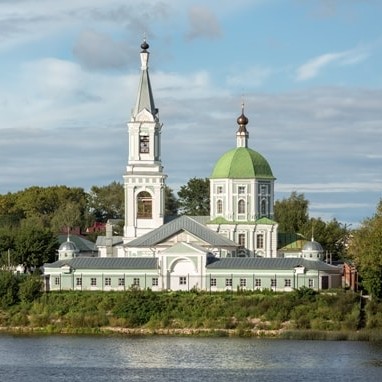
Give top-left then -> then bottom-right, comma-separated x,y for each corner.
0,335 -> 381,381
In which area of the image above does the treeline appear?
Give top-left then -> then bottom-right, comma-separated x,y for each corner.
0,285 -> 381,340
274,191 -> 350,261
0,183 -> 125,236
0,182 -> 178,270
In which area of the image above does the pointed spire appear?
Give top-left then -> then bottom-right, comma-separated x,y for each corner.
133,38 -> 157,119
236,102 -> 249,148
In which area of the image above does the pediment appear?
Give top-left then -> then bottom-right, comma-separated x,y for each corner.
162,241 -> 208,256
126,215 -> 238,249
135,108 -> 155,122
60,264 -> 72,274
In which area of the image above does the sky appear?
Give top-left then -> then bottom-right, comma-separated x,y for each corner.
0,0 -> 381,227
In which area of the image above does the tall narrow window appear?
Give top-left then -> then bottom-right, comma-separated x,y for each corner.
137,191 -> 152,218
139,135 -> 149,153
256,234 -> 264,249
217,199 -> 223,214
261,199 -> 267,216
238,199 -> 245,214
238,233 -> 246,247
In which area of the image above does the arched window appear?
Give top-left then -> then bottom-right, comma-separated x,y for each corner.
137,191 -> 152,218
238,233 -> 246,247
238,199 -> 245,214
261,198 -> 267,216
139,135 -> 149,153
217,199 -> 223,214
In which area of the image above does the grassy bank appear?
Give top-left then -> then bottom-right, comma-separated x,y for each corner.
0,288 -> 381,340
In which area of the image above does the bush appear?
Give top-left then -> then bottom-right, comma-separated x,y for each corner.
19,275 -> 43,303
0,271 -> 20,307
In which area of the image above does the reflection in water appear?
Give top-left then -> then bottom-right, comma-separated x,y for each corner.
0,335 -> 381,382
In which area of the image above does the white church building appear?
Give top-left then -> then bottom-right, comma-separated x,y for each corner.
44,40 -> 342,292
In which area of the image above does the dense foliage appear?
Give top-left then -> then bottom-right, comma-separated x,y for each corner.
274,192 -> 309,233
177,177 -> 210,215
0,281 -> 380,339
348,200 -> 382,298
87,182 -> 124,222
275,192 -> 350,260
0,271 -> 43,308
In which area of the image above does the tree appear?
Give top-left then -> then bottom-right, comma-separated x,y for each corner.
0,226 -> 15,268
302,217 -> 349,261
274,191 -> 309,233
19,275 -> 43,303
51,201 -> 83,233
13,219 -> 59,273
348,200 -> 382,298
0,271 -> 19,307
165,185 -> 178,216
0,192 -> 24,226
177,177 -> 210,216
88,181 -> 124,221
0,186 -> 88,230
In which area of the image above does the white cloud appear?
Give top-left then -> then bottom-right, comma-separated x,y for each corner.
276,182 -> 382,194
296,47 -> 369,81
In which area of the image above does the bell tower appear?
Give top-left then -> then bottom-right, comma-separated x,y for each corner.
123,40 -> 167,242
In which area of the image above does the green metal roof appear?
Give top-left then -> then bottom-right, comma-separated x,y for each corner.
58,235 -> 97,253
211,147 -> 274,179
44,257 -> 158,270
255,217 -> 277,225
277,233 -> 306,250
207,257 -> 340,272
95,236 -> 124,247
126,215 -> 239,248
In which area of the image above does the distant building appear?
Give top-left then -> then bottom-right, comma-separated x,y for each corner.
57,234 -> 97,258
44,40 -> 342,292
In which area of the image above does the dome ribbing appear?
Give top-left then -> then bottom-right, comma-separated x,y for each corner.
211,147 -> 274,179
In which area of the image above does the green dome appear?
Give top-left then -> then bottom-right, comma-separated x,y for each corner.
211,147 -> 274,179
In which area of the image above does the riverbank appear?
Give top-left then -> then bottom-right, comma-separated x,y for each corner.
0,288 -> 381,340
1,324 -> 381,341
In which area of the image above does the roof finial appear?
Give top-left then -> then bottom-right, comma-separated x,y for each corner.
141,33 -> 149,52
237,100 -> 248,127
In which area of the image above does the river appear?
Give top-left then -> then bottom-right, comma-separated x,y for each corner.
0,335 -> 381,381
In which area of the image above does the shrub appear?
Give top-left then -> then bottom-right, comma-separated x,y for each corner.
19,275 -> 43,303
0,271 -> 19,307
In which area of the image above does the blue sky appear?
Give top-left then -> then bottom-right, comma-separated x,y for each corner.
0,0 -> 381,227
